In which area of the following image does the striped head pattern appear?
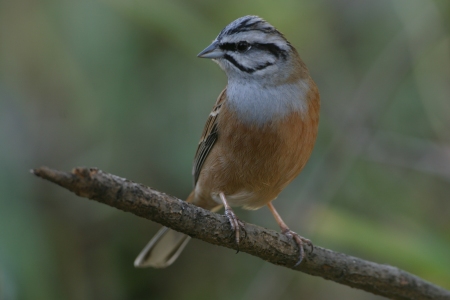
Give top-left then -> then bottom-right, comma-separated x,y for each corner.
198,16 -> 298,81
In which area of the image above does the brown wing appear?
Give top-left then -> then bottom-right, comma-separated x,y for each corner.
192,88 -> 226,187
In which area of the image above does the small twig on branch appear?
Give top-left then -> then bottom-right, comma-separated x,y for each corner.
32,166 -> 450,300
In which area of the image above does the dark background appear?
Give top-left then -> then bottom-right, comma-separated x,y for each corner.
1,0 -> 449,299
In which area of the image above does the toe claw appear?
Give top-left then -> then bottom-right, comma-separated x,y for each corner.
238,220 -> 247,239
282,229 -> 313,267
224,208 -> 241,248
220,193 -> 247,254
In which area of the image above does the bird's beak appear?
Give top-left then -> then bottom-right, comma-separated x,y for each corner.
197,41 -> 223,59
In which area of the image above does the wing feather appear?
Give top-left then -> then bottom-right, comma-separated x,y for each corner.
192,89 -> 227,186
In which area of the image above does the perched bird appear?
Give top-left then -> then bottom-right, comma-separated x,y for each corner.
134,15 -> 320,268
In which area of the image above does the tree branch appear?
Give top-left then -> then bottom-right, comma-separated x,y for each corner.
32,166 -> 450,300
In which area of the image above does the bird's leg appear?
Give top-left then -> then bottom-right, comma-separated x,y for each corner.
219,192 -> 243,250
267,202 -> 313,266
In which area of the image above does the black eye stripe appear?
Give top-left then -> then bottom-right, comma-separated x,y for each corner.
219,42 -> 287,59
220,43 -> 238,51
254,43 -> 287,59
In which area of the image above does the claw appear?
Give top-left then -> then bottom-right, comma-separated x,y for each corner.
224,207 -> 240,246
220,192 -> 245,253
239,220 -> 247,239
282,228 -> 313,267
267,202 -> 313,267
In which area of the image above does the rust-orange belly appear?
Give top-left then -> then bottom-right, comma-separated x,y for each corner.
193,90 -> 319,210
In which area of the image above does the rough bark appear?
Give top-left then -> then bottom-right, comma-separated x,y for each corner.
32,166 -> 450,300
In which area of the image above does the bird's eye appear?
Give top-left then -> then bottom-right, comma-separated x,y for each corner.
236,41 -> 251,52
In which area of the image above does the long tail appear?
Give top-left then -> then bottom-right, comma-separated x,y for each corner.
134,191 -> 221,268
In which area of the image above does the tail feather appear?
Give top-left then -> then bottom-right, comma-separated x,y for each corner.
134,191 -> 222,268
134,227 -> 191,268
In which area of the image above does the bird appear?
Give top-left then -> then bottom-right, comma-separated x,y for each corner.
134,15 -> 320,268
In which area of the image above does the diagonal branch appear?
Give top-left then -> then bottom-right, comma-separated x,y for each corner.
31,166 -> 450,300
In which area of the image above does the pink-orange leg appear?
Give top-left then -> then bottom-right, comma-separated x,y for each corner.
267,202 -> 313,266
219,192 -> 242,248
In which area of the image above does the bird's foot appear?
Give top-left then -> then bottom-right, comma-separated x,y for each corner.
220,192 -> 247,253
282,228 -> 313,267
224,207 -> 246,252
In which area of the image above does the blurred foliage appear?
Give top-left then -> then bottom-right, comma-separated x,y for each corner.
1,0 -> 449,299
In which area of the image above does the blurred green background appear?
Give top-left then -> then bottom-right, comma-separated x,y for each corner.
1,0 -> 449,299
